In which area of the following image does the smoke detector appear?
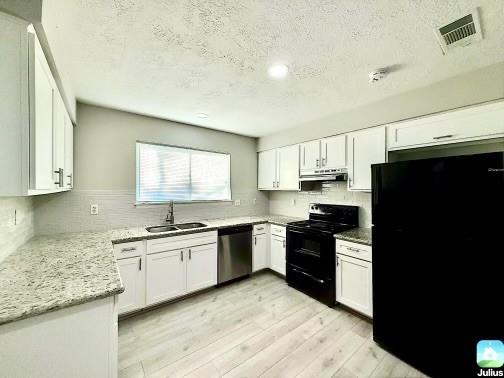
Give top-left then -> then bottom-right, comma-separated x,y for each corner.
434,9 -> 483,55
368,68 -> 388,83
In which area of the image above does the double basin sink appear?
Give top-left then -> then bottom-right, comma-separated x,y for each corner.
145,222 -> 207,233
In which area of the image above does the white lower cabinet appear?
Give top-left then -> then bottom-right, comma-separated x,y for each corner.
146,249 -> 186,306
186,244 -> 218,293
270,235 -> 286,276
116,256 -> 145,314
253,233 -> 268,272
253,224 -> 268,272
336,253 -> 373,318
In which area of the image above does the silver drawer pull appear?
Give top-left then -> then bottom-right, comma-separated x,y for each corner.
433,134 -> 454,140
121,247 -> 136,252
346,246 -> 362,253
256,227 -> 264,231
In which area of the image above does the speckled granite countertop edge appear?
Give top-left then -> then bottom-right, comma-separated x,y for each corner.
0,214 -> 302,326
334,227 -> 372,246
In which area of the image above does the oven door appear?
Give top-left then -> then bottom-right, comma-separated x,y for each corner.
286,227 -> 335,278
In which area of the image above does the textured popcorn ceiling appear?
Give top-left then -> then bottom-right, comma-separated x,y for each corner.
41,0 -> 504,137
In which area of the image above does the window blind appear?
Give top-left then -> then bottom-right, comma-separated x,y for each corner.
136,142 -> 231,203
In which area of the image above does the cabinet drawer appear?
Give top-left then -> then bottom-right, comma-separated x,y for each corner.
147,231 -> 217,254
336,239 -> 372,262
113,241 -> 144,260
270,225 -> 286,238
253,224 -> 267,235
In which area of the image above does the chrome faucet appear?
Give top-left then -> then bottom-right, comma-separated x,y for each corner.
165,200 -> 175,224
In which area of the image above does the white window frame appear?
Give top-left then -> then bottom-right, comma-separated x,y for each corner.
135,141 -> 232,205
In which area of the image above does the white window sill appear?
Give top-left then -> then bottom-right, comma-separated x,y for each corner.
134,200 -> 233,207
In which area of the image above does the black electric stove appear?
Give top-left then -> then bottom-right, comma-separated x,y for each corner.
286,203 -> 359,306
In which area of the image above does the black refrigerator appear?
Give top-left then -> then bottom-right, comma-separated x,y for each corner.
372,152 -> 504,378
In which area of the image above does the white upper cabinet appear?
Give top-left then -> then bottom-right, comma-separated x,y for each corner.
52,91 -> 66,188
64,114 -> 74,188
347,127 -> 386,192
300,140 -> 321,172
31,38 -> 56,191
388,101 -> 504,150
277,145 -> 300,190
0,14 -> 74,196
258,145 -> 299,191
321,135 -> 346,170
258,149 -> 277,190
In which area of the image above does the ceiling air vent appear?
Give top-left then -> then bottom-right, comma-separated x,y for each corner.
434,9 -> 482,54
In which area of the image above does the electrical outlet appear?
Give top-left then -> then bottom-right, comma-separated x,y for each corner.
234,200 -> 241,206
90,204 -> 99,215
292,199 -> 296,206
252,198 -> 257,205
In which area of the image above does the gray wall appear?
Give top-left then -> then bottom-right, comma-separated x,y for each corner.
34,103 -> 268,234
0,197 -> 34,262
258,62 -> 504,151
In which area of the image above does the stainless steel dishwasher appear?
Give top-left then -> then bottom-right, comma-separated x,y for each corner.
218,225 -> 252,284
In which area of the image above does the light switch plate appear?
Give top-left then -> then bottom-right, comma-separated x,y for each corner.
90,204 -> 99,215
234,200 -> 241,206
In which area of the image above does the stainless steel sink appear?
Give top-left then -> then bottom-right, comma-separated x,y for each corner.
175,222 -> 207,230
145,225 -> 178,233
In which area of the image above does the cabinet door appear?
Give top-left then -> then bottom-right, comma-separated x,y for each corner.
52,91 -> 66,187
146,249 -> 186,305
64,114 -> 73,188
321,135 -> 346,169
347,127 -> 386,192
32,37 -> 55,190
258,149 -> 277,190
270,236 -> 286,276
336,254 -> 372,317
253,233 -> 268,272
300,140 -> 320,171
186,243 -> 217,293
277,144 -> 299,190
117,256 -> 145,314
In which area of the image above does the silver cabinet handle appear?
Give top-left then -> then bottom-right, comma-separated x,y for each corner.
273,181 -> 276,188
254,236 -> 257,246
276,181 -> 280,188
121,247 -> 136,252
54,168 -> 64,187
283,239 -> 286,248
256,227 -> 264,231
316,158 -> 320,168
433,134 -> 454,140
67,173 -> 73,187
189,249 -> 192,260
180,250 -> 183,262
138,258 -> 142,271
336,257 -> 339,266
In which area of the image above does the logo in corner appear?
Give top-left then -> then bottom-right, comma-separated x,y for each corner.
477,340 -> 504,368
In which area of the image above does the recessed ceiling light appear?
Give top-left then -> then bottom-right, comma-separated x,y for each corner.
268,64 -> 289,79
196,113 -> 208,118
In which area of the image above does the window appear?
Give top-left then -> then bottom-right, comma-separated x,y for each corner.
136,142 -> 231,203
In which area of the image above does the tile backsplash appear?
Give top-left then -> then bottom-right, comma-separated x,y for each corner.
0,197 -> 34,262
269,181 -> 372,228
34,190 -> 269,235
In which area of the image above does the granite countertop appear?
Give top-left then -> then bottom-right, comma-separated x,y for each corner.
0,231 -> 124,326
334,227 -> 372,246
109,214 -> 303,244
0,214 -> 302,326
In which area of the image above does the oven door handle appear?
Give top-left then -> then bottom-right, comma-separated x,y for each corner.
291,267 -> 325,284
287,228 -> 334,239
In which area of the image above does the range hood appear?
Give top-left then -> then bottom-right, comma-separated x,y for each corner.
299,168 -> 347,182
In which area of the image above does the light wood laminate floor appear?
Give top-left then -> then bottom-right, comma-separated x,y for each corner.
118,272 -> 427,378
